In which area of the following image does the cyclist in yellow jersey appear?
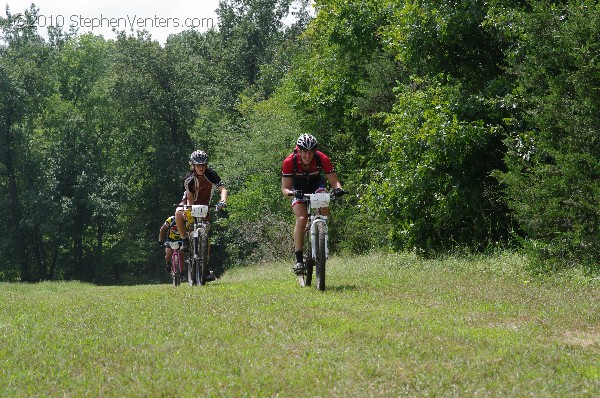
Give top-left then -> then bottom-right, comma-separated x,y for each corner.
158,214 -> 191,273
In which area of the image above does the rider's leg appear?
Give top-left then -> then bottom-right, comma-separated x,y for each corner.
179,251 -> 186,272
175,207 -> 187,238
293,202 -> 308,267
293,202 -> 308,251
176,208 -> 192,252
164,247 -> 173,272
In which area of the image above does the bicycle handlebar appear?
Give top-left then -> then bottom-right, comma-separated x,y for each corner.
164,240 -> 183,249
174,204 -> 221,209
175,203 -> 226,221
287,190 -> 349,199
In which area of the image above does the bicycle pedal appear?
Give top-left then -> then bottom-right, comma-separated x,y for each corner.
293,264 -> 306,275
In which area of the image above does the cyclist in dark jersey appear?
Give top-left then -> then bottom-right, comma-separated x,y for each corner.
175,150 -> 228,253
281,134 -> 345,274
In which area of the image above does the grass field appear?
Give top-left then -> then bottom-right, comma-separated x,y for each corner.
1,252 -> 599,397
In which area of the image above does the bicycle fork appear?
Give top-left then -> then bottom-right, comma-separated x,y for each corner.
310,216 -> 329,259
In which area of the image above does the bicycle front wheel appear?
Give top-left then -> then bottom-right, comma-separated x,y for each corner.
315,222 -> 326,291
187,258 -> 194,286
172,251 -> 181,287
193,258 -> 201,285
199,233 -> 209,285
193,235 -> 202,285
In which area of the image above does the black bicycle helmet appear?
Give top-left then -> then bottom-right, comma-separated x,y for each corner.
296,134 -> 318,150
190,150 -> 208,164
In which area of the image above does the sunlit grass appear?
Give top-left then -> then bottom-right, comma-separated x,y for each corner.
1,252 -> 598,397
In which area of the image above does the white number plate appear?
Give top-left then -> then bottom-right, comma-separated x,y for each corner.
310,193 -> 330,209
191,205 -> 208,218
166,241 -> 181,250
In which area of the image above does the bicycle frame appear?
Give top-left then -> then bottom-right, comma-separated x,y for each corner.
165,240 -> 183,286
184,204 -> 214,286
295,192 -> 334,290
189,204 -> 210,261
289,189 -> 347,290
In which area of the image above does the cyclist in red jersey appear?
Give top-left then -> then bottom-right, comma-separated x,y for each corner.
281,134 -> 345,274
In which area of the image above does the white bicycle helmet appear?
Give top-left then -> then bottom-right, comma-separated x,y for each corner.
296,134 -> 318,150
190,150 -> 208,164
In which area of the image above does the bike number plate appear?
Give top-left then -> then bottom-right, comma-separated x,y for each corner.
167,241 -> 180,250
191,205 -> 208,218
310,193 -> 330,208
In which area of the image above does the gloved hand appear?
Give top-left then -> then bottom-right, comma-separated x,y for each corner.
217,201 -> 226,211
159,240 -> 164,246
293,189 -> 304,199
333,188 -> 345,197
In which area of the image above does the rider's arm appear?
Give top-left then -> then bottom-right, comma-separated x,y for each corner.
204,168 -> 227,205
281,176 -> 294,197
326,172 -> 343,191
217,185 -> 228,204
159,223 -> 168,241
182,190 -> 194,206
183,173 -> 195,206
281,154 -> 296,197
318,152 -> 341,191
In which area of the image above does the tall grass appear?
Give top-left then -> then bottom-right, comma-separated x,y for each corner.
1,252 -> 598,397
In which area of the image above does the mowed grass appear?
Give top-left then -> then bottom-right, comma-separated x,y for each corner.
1,253 -> 599,397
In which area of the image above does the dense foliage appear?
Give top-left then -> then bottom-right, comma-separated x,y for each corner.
1,0 -> 599,282
496,1 -> 600,273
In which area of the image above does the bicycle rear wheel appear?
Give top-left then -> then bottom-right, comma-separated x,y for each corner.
199,233 -> 209,285
315,223 -> 326,291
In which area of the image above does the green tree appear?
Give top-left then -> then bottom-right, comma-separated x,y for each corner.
497,0 -> 600,272
18,32 -> 124,282
197,0 -> 315,265
278,0 -> 401,252
0,5 -> 54,281
370,76 -> 509,254
361,0 -> 514,254
108,32 -> 200,278
0,62 -> 28,280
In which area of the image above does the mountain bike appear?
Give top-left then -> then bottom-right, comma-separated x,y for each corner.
164,240 -> 184,286
294,190 -> 347,291
182,204 -> 218,286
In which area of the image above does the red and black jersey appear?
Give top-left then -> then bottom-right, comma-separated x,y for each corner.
181,168 -> 224,206
281,149 -> 335,193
